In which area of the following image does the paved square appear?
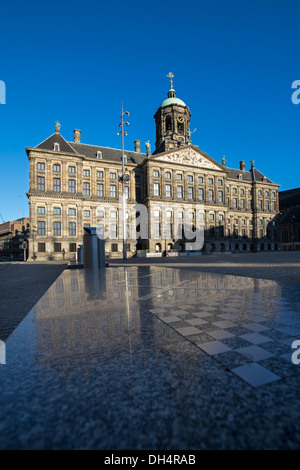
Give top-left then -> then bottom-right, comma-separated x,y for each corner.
1,261 -> 300,450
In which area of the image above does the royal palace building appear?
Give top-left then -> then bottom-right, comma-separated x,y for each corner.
26,77 -> 281,260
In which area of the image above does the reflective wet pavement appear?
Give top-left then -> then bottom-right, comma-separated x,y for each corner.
0,266 -> 300,449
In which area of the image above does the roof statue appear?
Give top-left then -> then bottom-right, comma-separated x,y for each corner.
55,121 -> 61,133
186,127 -> 196,145
145,140 -> 151,155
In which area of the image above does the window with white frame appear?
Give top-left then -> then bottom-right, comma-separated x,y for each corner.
83,182 -> 90,196
69,222 -> 76,236
37,176 -> 45,191
69,179 -> 76,193
53,178 -> 61,192
97,183 -> 103,197
110,185 -> 116,197
53,221 -> 61,236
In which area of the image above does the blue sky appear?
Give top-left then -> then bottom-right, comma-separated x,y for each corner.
1,0 -> 300,220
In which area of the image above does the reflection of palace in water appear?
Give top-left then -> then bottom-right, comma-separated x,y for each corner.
34,267 -> 281,362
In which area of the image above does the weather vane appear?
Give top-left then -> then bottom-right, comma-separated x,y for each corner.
167,72 -> 174,88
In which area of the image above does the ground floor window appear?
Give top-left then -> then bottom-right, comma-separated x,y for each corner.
38,243 -> 45,252
69,243 -> 77,252
54,243 -> 61,253
111,243 -> 118,252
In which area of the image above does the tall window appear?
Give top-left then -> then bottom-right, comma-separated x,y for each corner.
124,186 -> 129,199
177,186 -> 183,198
199,188 -> 204,201
69,222 -> 76,236
110,185 -> 116,197
69,179 -> 76,193
154,223 -> 160,237
209,189 -> 214,202
37,221 -> 45,235
166,115 -> 172,131
37,176 -> 45,191
241,199 -> 245,209
154,183 -> 160,196
53,222 -> 61,236
165,184 -> 171,197
97,183 -> 103,197
188,187 -> 193,199
218,191 -> 223,202
166,223 -> 172,238
83,182 -> 90,196
53,178 -> 61,192
110,224 -> 117,239
233,198 -> 237,208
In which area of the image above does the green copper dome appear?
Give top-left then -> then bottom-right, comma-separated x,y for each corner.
160,87 -> 186,108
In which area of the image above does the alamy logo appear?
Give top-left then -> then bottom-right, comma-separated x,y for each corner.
0,340 -> 6,364
291,340 -> 300,365
95,200 -> 205,251
291,80 -> 300,104
0,80 -> 6,104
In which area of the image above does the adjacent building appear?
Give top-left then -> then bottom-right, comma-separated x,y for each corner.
26,79 -> 281,260
0,217 -> 30,261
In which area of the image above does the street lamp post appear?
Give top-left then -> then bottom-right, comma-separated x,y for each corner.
117,102 -> 130,260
